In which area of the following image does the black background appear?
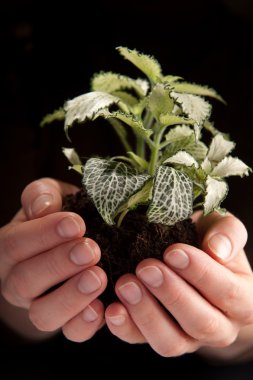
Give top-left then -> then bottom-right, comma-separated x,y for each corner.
0,0 -> 253,378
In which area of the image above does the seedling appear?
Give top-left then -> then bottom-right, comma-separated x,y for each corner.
42,47 -> 250,229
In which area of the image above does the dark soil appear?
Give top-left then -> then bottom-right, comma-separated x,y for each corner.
63,189 -> 198,304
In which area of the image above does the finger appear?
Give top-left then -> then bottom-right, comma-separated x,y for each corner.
29,266 -> 107,332
0,212 -> 85,272
195,211 -> 248,265
2,238 -> 100,307
21,178 -> 79,220
115,274 -> 197,357
164,244 -> 253,323
136,259 -> 237,346
105,302 -> 146,344
62,299 -> 105,342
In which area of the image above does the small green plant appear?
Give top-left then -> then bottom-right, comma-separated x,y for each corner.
42,47 -> 250,227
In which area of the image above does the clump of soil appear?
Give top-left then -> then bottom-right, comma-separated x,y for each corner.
63,189 -> 198,304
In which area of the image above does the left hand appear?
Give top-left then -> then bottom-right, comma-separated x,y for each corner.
105,212 -> 253,357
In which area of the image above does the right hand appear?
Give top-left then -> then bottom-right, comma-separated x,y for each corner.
0,178 -> 107,342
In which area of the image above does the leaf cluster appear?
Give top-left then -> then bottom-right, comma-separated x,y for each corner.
41,47 -> 250,227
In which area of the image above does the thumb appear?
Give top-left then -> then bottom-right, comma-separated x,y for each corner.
21,178 -> 80,220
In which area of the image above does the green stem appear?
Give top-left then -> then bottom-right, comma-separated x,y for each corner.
136,111 -> 154,158
110,119 -> 132,152
116,208 -> 130,227
136,136 -> 145,158
148,125 -> 164,175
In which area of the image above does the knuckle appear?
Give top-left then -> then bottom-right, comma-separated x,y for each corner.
4,267 -> 30,301
46,251 -> 66,279
194,263 -> 210,285
29,303 -> 55,332
222,280 -> 242,312
1,225 -> 20,264
194,317 -> 219,341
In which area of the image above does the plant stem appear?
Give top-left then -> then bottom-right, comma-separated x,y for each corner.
116,208 -> 129,227
109,119 -> 132,152
148,125 -> 164,175
136,111 -> 154,159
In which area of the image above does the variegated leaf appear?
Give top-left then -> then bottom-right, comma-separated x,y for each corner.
147,166 -> 193,226
64,91 -> 121,135
165,125 -> 193,143
164,151 -> 199,168
91,72 -> 149,97
162,127 -> 208,162
83,158 -> 150,225
111,91 -> 139,107
211,156 -> 250,178
208,134 -> 235,164
204,176 -> 228,214
148,83 -> 174,120
172,82 -> 225,103
201,157 -> 212,174
170,92 -> 212,126
117,46 -> 162,83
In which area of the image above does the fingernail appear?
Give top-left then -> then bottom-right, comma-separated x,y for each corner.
57,217 -> 81,238
78,270 -> 102,294
82,305 -> 98,322
70,241 -> 95,265
30,193 -> 53,217
138,266 -> 164,288
107,315 -> 126,326
118,282 -> 142,305
208,234 -> 232,260
164,249 -> 189,269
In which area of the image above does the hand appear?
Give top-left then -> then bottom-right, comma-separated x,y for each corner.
105,211 -> 252,358
0,178 -> 107,342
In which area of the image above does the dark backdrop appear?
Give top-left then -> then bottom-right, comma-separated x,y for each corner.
0,1 -> 253,378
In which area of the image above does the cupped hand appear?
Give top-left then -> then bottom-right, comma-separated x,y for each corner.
105,211 -> 252,357
0,178 -> 107,342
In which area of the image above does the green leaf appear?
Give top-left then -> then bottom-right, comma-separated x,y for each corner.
162,75 -> 183,83
40,108 -> 65,127
64,91 -> 121,137
163,151 -> 199,168
91,72 -> 149,97
83,158 -> 151,225
97,109 -> 153,140
159,114 -> 196,127
147,83 -> 174,120
147,166 -> 193,226
211,156 -> 251,178
204,176 -> 228,214
208,134 -> 235,164
172,82 -> 225,103
117,46 -> 162,83
62,147 -> 82,165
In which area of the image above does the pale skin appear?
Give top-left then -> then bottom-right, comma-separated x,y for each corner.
0,178 -> 253,362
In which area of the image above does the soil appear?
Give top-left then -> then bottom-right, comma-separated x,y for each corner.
63,189 -> 198,304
